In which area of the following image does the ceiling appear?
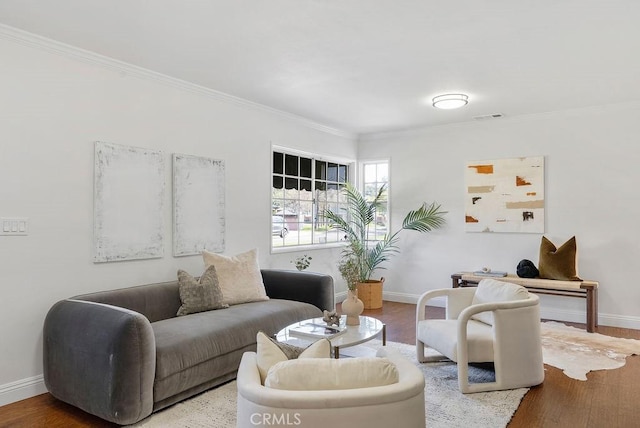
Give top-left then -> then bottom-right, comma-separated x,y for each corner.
1,0 -> 639,135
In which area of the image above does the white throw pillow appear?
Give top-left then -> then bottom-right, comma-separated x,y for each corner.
256,331 -> 331,384
202,248 -> 268,305
264,357 -> 399,390
471,278 -> 529,325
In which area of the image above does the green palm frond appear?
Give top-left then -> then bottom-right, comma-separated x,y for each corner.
401,202 -> 447,233
324,182 -> 446,284
363,237 -> 400,278
342,183 -> 376,234
366,184 -> 388,217
324,208 -> 353,236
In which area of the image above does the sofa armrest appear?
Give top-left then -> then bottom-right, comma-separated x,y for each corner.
261,269 -> 334,312
43,299 -> 156,425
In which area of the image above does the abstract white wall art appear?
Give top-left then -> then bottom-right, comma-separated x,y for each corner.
94,142 -> 165,262
173,154 -> 225,256
465,156 -> 545,233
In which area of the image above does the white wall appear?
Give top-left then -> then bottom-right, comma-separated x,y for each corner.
359,102 -> 640,329
3,25 -> 639,407
0,34 -> 356,404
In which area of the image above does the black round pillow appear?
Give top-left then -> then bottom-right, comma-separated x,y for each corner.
517,259 -> 539,278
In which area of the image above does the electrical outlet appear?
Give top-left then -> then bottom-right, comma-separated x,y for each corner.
0,217 -> 28,236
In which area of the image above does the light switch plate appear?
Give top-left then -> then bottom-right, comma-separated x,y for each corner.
0,217 -> 28,236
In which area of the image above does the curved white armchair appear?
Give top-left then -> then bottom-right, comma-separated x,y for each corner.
236,348 -> 426,428
416,278 -> 544,393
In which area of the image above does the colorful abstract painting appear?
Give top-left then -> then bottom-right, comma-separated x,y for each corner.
465,156 -> 544,233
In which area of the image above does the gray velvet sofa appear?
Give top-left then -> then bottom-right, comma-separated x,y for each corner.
43,269 -> 334,425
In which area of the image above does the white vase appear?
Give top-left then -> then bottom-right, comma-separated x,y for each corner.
342,289 -> 364,325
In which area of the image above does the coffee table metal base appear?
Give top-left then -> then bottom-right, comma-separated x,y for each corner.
334,323 -> 386,358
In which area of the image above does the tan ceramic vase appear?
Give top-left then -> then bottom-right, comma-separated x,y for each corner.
342,289 -> 364,325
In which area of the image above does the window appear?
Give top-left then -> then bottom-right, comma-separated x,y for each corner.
361,161 -> 389,242
272,149 -> 351,249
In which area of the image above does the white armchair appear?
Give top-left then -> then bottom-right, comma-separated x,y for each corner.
416,278 -> 544,393
236,348 -> 426,428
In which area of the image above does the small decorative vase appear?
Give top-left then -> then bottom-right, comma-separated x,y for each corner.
341,289 -> 364,325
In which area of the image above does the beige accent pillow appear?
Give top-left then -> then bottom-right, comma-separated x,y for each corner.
256,331 -> 330,384
470,278 -> 529,325
176,265 -> 228,316
264,357 -> 399,391
202,248 -> 268,305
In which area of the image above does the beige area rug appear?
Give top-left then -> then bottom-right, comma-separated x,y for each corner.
541,321 -> 640,381
130,322 -> 640,427
130,340 -> 528,428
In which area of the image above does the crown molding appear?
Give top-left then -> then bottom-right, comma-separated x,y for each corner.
0,24 -> 355,140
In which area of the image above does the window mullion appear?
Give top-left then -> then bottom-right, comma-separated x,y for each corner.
310,160 -> 316,245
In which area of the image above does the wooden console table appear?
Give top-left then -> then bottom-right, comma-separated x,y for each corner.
451,272 -> 599,332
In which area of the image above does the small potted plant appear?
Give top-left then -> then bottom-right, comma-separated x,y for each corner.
337,256 -> 364,325
338,256 -> 359,291
291,254 -> 312,271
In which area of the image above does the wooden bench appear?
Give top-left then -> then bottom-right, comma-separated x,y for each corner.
451,272 -> 599,332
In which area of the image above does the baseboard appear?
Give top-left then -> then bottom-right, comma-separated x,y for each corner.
383,291 -> 640,330
0,374 -> 47,407
383,291 -> 448,308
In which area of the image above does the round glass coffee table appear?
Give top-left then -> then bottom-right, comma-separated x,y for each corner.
276,315 -> 386,358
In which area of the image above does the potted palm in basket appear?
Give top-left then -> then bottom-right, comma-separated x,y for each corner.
325,183 -> 446,323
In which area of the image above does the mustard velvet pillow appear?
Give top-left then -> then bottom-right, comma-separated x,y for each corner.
538,236 -> 582,281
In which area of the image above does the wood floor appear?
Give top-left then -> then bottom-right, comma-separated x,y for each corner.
1,301 -> 639,427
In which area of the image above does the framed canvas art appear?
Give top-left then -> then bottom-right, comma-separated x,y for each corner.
465,156 -> 544,233
94,142 -> 165,262
173,153 -> 225,256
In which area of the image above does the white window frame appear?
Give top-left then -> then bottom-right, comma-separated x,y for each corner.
271,145 -> 355,253
359,159 -> 391,243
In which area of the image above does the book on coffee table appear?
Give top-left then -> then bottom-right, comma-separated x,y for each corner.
472,270 -> 508,277
288,322 -> 347,340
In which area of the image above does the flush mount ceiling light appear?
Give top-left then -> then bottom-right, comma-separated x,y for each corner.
432,93 -> 469,110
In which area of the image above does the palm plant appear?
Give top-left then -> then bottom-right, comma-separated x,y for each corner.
325,182 -> 446,289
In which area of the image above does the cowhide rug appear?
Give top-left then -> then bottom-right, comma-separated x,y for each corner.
541,321 -> 640,380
